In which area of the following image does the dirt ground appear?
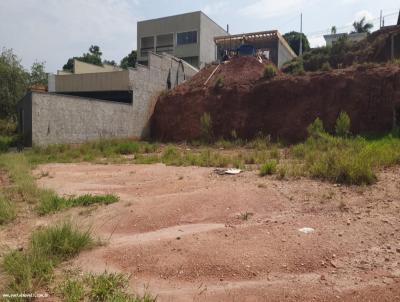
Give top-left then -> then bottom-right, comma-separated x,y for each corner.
5,163 -> 400,301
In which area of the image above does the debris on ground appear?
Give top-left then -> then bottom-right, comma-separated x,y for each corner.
214,168 -> 242,175
298,227 -> 315,234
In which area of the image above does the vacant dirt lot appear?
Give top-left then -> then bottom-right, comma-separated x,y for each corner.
30,163 -> 400,301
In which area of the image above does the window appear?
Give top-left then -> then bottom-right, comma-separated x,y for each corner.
140,36 -> 154,56
177,31 -> 197,45
156,34 -> 174,54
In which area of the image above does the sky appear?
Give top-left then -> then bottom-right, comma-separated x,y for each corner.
0,0 -> 399,73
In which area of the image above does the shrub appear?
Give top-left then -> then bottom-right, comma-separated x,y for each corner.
215,76 -> 224,89
0,119 -> 17,136
321,61 -> 332,71
263,65 -> 277,79
200,112 -> 213,143
260,160 -> 277,176
335,111 -> 351,137
307,118 -> 325,138
0,136 -> 14,153
282,59 -> 305,75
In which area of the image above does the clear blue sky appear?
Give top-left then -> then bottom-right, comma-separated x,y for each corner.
0,0 -> 398,72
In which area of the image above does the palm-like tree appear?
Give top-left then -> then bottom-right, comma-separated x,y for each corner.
352,17 -> 373,34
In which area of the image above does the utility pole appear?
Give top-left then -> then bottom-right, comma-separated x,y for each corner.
380,10 -> 383,28
299,13 -> 303,56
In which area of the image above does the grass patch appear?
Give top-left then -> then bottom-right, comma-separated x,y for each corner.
292,129 -> 400,185
25,139 -> 158,165
3,222 -> 93,294
0,136 -> 15,153
260,160 -> 277,176
37,194 -> 119,215
59,272 -> 156,302
0,195 -> 16,225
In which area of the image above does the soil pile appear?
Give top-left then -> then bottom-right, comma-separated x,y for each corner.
175,56 -> 274,93
349,25 -> 400,64
151,58 -> 400,142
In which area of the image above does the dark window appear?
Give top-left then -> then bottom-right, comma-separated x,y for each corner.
156,33 -> 174,54
177,31 -> 197,45
140,36 -> 154,57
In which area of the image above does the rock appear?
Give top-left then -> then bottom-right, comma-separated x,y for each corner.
176,237 -> 181,240
396,248 -> 400,253
320,275 -> 326,281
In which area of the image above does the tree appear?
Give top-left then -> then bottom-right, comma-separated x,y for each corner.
63,45 -> 104,71
351,17 -> 373,34
0,48 -> 29,119
283,31 -> 310,56
331,26 -> 337,34
103,60 -> 117,66
30,61 -> 48,87
120,50 -> 137,69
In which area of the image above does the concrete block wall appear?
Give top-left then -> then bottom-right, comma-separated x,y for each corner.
28,93 -> 135,146
129,52 -> 198,138
19,53 -> 198,146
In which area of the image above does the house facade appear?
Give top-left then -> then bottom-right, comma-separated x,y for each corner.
137,11 -> 228,68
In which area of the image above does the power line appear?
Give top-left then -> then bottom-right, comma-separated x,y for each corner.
305,10 -> 398,38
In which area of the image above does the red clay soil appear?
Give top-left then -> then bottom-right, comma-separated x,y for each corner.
151,58 -> 400,142
347,25 -> 400,64
27,163 -> 400,302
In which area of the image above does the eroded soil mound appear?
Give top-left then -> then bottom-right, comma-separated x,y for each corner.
349,25 -> 400,64
151,59 -> 400,142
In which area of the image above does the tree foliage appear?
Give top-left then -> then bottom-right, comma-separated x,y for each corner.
63,45 -> 104,71
120,50 -> 137,69
351,17 -> 373,34
283,31 -> 311,56
0,48 -> 29,119
283,36 -> 353,73
30,61 -> 48,86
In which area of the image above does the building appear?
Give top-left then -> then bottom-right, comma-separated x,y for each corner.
137,11 -> 228,68
323,32 -> 367,47
56,59 -> 122,75
214,30 -> 297,68
19,53 -> 198,146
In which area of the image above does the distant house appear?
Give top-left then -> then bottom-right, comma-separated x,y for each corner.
214,30 -> 297,68
137,11 -> 228,68
323,32 -> 367,47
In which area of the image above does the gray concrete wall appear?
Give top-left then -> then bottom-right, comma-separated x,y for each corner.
54,70 -> 130,92
278,39 -> 296,68
29,93 -> 135,146
199,12 -> 228,68
129,52 -> 198,138
20,53 -> 198,146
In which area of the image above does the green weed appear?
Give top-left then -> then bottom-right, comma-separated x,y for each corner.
37,194 -> 119,215
260,160 -> 277,176
3,222 -> 92,294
